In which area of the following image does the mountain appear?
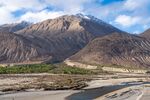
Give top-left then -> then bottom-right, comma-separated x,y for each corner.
0,14 -> 149,68
13,14 -> 123,63
69,32 -> 150,68
0,21 -> 31,33
0,31 -> 53,63
141,28 -> 150,38
17,14 -> 122,37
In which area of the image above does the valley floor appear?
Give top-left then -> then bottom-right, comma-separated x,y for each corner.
0,73 -> 150,100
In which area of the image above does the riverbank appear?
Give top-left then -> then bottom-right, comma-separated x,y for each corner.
0,73 -> 149,100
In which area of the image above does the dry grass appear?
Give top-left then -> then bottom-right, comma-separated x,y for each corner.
0,74 -> 93,93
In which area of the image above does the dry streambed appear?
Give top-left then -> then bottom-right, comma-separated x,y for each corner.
0,74 -> 150,100
0,74 -> 93,94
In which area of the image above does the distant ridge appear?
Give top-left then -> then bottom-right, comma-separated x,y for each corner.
0,21 -> 32,33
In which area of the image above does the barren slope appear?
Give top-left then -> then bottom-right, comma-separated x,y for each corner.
69,33 -> 150,68
15,14 -> 122,63
141,28 -> 150,39
0,32 -> 51,63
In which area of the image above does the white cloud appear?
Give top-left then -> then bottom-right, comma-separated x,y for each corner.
0,7 -> 16,24
0,0 -> 150,34
20,10 -> 64,23
0,0 -> 47,24
85,1 -> 124,19
0,0 -> 93,24
45,0 -> 93,14
124,0 -> 150,11
0,0 -> 46,12
115,15 -> 141,27
143,24 -> 150,31
133,30 -> 140,34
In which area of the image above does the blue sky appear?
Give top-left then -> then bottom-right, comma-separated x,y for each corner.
0,0 -> 150,34
100,0 -> 124,5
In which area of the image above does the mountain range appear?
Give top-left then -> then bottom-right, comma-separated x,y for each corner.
0,14 -> 149,68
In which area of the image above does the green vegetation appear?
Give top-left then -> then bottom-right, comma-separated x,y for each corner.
0,64 -> 54,74
50,65 -> 95,74
0,64 -> 96,75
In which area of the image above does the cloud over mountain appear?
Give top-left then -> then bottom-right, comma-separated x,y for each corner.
0,0 -> 150,33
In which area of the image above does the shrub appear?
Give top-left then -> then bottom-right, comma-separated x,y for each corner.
0,64 -> 95,75
0,64 -> 55,74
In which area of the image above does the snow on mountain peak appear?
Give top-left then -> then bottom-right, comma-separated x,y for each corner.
75,13 -> 113,28
75,13 -> 91,20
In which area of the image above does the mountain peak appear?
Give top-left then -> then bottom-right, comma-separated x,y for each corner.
19,21 -> 32,26
75,13 -> 91,19
17,13 -> 122,37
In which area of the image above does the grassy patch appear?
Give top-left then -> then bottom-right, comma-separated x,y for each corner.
0,64 -> 96,75
0,64 -> 55,74
50,65 -> 95,75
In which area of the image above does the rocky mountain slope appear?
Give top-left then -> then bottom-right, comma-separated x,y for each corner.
13,14 -> 122,63
17,14 -> 122,37
0,32 -> 52,63
0,21 -> 31,33
0,14 -> 149,68
69,32 -> 150,68
141,28 -> 150,38
0,14 -> 123,64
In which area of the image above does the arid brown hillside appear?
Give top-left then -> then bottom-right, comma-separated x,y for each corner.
141,28 -> 150,38
0,14 -> 150,68
69,33 -> 150,68
0,32 -> 52,63
14,14 -> 122,63
17,15 -> 122,37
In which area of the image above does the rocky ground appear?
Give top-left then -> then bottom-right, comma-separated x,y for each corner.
0,74 -> 93,94
0,73 -> 150,100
